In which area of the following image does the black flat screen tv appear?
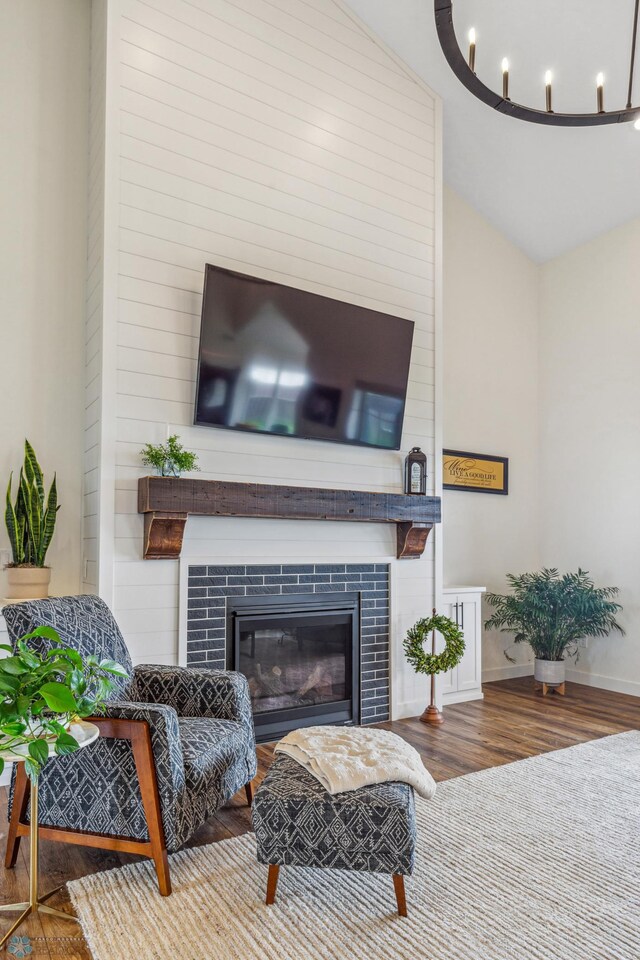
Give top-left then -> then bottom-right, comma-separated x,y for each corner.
194,265 -> 414,450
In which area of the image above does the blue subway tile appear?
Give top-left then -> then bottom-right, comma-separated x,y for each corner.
188,597 -> 209,610
208,586 -> 246,597
186,638 -> 213,652
186,654 -> 207,666
188,587 -> 207,598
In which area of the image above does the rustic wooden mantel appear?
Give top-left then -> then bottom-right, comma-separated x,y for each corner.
138,477 -> 441,561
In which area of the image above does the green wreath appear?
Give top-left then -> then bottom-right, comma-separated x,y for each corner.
403,614 -> 465,676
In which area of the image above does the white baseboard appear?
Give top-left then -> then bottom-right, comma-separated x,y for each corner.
482,663 -> 534,683
442,689 -> 484,706
481,661 -> 640,698
565,667 -> 640,698
393,690 -> 484,717
392,698 -> 431,721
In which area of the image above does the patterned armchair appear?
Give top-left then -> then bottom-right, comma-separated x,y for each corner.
2,596 -> 257,896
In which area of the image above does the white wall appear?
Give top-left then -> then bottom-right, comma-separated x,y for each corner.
86,0 -> 441,718
443,188 -> 540,679
83,0 -> 108,597
540,217 -> 640,696
0,0 -> 90,598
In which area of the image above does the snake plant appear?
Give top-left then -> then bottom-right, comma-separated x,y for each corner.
5,440 -> 59,567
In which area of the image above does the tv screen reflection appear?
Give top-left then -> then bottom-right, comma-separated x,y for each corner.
194,265 -> 414,451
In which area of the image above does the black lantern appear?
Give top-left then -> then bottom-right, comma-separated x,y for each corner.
405,447 -> 427,495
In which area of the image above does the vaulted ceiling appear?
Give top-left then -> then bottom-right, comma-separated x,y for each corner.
346,0 -> 640,261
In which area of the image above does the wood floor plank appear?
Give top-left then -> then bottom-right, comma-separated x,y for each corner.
0,677 -> 637,959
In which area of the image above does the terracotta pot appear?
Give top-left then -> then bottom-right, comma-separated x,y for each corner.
534,658 -> 565,686
6,566 -> 51,600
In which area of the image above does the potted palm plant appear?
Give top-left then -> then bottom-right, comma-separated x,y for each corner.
4,440 -> 59,599
485,568 -> 624,689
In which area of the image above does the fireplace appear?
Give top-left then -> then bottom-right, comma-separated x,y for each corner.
183,562 -> 390,737
227,592 -> 360,742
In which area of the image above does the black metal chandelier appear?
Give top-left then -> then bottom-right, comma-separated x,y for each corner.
435,0 -> 640,127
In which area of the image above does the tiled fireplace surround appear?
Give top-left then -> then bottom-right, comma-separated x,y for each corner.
184,563 -> 391,725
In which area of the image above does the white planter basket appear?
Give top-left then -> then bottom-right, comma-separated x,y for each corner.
534,658 -> 566,686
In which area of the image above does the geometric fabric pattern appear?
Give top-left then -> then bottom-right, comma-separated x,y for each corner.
252,754 -> 416,875
3,595 -> 257,853
186,563 -> 391,724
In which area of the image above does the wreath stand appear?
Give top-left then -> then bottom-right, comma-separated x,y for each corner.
420,609 -> 444,725
404,608 -> 465,729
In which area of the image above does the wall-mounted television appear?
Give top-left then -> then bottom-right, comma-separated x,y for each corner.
194,265 -> 414,450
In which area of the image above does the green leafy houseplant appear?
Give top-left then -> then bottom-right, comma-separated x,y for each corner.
0,626 -> 127,779
404,613 -> 465,675
485,568 -> 624,665
5,440 -> 59,568
140,435 -> 199,478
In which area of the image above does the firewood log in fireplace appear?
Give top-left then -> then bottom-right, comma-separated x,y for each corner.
251,663 -> 286,699
297,662 -> 334,699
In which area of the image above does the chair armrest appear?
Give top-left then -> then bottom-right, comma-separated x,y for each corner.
133,665 -> 254,726
96,700 -> 186,797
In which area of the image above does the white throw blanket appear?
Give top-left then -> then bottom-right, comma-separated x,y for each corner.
275,725 -> 437,800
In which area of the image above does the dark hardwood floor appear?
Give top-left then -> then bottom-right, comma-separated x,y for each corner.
0,677 -> 637,959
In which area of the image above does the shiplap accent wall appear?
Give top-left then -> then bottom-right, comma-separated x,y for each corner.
83,0 -> 108,595
91,0 -> 441,718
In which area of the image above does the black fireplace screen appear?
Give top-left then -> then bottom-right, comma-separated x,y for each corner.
239,613 -> 350,714
228,592 -> 360,741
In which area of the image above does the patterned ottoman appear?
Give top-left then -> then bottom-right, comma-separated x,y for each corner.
252,754 -> 416,916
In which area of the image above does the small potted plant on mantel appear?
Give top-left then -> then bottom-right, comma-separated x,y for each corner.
140,434 -> 199,478
5,440 -> 59,600
485,568 -> 624,693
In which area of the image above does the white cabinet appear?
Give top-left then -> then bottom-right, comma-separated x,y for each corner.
440,587 -> 485,705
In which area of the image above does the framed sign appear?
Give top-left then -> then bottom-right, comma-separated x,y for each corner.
443,449 -> 509,495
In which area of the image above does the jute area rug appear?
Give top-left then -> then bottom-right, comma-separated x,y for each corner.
68,732 -> 640,960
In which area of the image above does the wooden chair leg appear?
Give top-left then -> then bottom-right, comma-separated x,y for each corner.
393,874 -> 408,917
5,763 -> 29,869
266,864 -> 280,905
131,722 -> 172,897
245,780 -> 254,807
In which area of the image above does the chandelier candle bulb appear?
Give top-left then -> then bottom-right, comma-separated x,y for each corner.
468,28 -> 476,72
502,58 -> 510,99
435,2 -> 640,126
597,72 -> 605,113
545,70 -> 553,112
